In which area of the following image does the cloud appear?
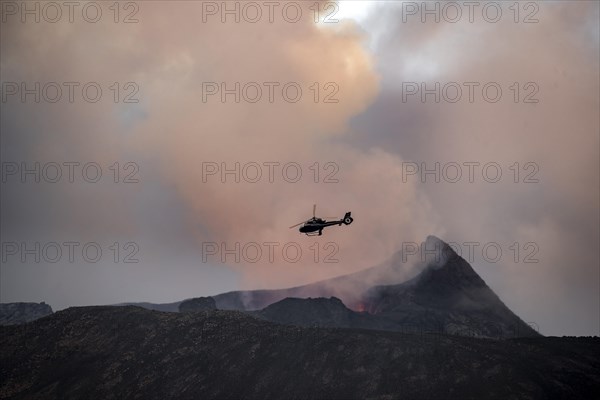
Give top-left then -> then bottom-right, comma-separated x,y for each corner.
1,2 -> 440,308
348,1 -> 599,335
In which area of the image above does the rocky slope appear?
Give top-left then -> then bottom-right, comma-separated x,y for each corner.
179,297 -> 217,312
1,306 -> 598,400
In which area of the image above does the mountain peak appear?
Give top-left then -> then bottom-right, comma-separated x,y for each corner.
425,234 -> 445,245
422,235 -> 461,270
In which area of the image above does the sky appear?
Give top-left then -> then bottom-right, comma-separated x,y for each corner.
1,1 -> 598,336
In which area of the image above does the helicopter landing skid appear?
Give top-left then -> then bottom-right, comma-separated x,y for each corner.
305,231 -> 323,236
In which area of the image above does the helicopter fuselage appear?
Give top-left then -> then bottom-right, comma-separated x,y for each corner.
298,212 -> 353,235
299,220 -> 342,233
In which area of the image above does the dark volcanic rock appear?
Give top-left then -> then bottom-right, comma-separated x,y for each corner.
0,302 -> 53,326
1,306 -> 598,400
257,297 -> 362,328
259,296 -> 351,325
254,297 -> 398,332
179,297 -> 217,312
114,300 -> 181,312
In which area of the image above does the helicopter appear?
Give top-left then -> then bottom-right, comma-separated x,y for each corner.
289,204 -> 353,236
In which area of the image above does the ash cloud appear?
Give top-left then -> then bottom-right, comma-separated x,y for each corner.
1,2 -> 440,310
1,1 -> 598,335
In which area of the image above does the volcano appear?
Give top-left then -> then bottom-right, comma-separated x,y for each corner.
247,237 -> 539,338
117,235 -> 538,338
358,236 -> 540,338
191,236 -> 540,338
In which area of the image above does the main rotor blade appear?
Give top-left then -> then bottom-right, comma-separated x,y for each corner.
313,204 -> 316,218
289,220 -> 308,229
